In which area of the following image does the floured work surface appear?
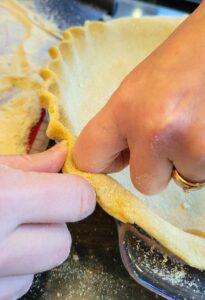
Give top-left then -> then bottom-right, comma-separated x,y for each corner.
40,16 -> 205,270
0,0 -> 59,154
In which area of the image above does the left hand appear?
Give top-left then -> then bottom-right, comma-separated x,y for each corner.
0,143 -> 96,299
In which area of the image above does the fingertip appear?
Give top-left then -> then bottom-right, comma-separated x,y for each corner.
55,224 -> 72,267
77,176 -> 96,220
17,275 -> 34,298
83,186 -> 96,218
8,275 -> 34,299
66,174 -> 96,221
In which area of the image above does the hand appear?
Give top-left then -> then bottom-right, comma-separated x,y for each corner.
73,2 -> 205,195
0,143 -> 96,299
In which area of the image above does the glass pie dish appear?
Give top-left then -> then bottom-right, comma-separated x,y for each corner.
117,221 -> 205,299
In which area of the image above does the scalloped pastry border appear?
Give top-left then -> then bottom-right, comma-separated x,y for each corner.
39,18 -> 205,269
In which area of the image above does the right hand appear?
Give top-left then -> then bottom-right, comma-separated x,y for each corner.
73,1 -> 205,195
0,142 -> 96,299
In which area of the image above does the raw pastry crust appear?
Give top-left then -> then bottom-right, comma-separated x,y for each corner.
0,0 -> 58,154
39,17 -> 205,269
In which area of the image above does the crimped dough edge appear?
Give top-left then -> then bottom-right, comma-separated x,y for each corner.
39,17 -> 205,269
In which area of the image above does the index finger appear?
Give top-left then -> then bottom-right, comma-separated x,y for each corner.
0,166 -> 96,225
73,102 -> 127,173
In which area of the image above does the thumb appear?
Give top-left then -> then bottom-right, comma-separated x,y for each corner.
73,101 -> 128,174
0,142 -> 67,173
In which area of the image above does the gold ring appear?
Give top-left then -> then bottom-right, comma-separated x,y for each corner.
172,169 -> 205,192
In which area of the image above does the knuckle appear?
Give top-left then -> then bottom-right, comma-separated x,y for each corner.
151,118 -> 176,140
146,114 -> 184,152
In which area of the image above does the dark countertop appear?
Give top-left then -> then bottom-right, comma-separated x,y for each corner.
22,205 -> 161,300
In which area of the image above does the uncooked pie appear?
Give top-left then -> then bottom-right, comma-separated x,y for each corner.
40,16 -> 205,269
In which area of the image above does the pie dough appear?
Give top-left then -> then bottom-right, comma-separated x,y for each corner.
40,17 -> 205,269
0,0 -> 58,154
